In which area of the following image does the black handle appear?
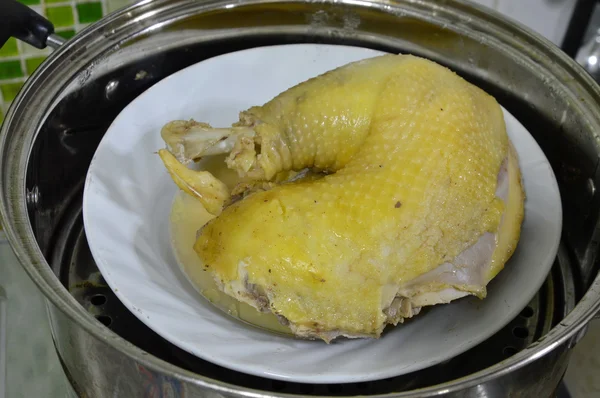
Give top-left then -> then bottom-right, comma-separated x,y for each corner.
0,0 -> 55,49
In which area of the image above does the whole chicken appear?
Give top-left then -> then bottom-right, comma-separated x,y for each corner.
158,54 -> 525,342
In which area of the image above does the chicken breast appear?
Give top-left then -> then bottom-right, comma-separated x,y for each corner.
158,54 -> 525,342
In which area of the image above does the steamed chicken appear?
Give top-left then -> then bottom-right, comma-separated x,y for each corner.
158,54 -> 525,342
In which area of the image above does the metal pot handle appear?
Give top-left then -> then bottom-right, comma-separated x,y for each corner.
0,0 -> 65,50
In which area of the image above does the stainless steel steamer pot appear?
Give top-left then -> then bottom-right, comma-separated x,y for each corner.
1,0 -> 600,396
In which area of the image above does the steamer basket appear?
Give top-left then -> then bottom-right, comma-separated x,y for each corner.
1,0 -> 599,397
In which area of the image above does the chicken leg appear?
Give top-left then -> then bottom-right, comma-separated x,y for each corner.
159,54 -> 525,342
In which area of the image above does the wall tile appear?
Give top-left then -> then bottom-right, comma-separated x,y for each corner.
1,82 -> 25,102
46,6 -> 75,28
0,61 -> 24,80
493,0 -> 576,45
25,57 -> 46,75
77,2 -> 103,23
0,39 -> 19,58
57,29 -> 77,40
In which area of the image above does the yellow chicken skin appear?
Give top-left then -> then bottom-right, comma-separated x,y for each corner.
158,54 -> 525,342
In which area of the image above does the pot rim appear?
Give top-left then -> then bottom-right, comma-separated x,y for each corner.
1,0 -> 600,396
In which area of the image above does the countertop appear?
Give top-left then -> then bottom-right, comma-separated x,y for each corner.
0,234 -> 76,398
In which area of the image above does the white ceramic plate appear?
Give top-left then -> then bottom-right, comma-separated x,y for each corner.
83,44 -> 562,384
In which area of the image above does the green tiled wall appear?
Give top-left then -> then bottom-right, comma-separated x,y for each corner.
0,0 -> 132,125
46,6 -> 76,27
